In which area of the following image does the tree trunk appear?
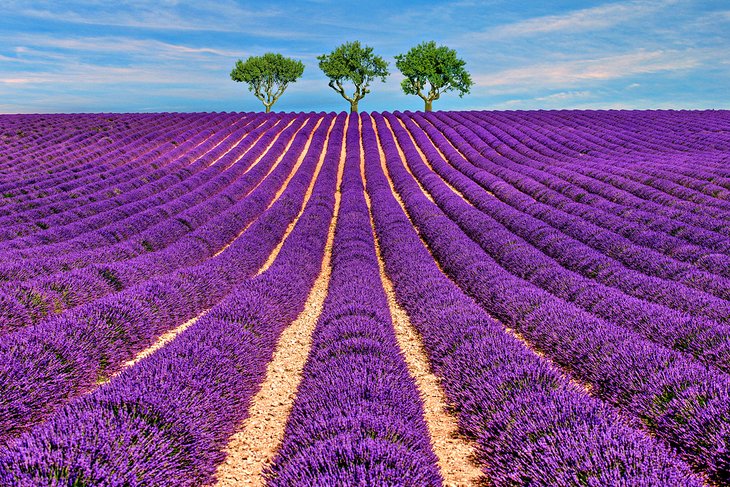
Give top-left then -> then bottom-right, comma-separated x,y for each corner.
350,100 -> 358,114
425,99 -> 433,112
265,104 -> 271,113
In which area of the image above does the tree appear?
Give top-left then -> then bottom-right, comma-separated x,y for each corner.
395,41 -> 473,112
230,53 -> 304,113
318,41 -> 389,113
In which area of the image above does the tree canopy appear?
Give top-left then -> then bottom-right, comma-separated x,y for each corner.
395,41 -> 473,111
317,41 -> 389,113
230,53 -> 304,113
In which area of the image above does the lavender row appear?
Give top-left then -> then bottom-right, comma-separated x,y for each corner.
0,119 -> 277,298
0,114 -> 96,174
0,113 -> 344,486
405,113 -> 730,304
568,110 -> 730,157
372,111 -> 730,485
0,115 -> 310,333
474,109 -> 730,244
401,112 -> 730,321
0,112 -> 239,234
468,111 -> 730,231
0,114 -> 244,243
527,111 -> 730,200
543,112 -> 730,182
502,111 -> 729,175
470,109 -> 730,227
462,110 -> 730,234
0,115 -> 281,279
451,111 -> 730,255
0,114 -> 271,258
0,114 -> 149,180
0,113 -> 332,445
0,113 -> 218,189
364,113 -> 701,486
3,114 -> 244,238
451,110 -> 730,255
392,113 -> 730,373
429,112 -> 730,275
497,110 -> 730,176
0,114 -> 177,174
267,115 -> 441,485
0,114 -> 224,228
0,119 -> 126,184
0,114 -> 214,208
0,115 -> 306,331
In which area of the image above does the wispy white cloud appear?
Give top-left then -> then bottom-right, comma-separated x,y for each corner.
7,34 -> 242,59
8,0 -> 303,37
495,90 -> 594,109
0,78 -> 35,84
473,49 -> 705,93
479,0 -> 678,38
0,53 -> 28,63
534,91 -> 593,102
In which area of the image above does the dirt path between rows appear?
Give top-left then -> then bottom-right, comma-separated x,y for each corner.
213,117 -> 347,487
370,117 -> 483,486
101,119 -> 312,385
212,117 -> 306,258
395,115 -> 595,397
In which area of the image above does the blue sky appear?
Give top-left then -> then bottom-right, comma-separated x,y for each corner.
0,0 -> 728,113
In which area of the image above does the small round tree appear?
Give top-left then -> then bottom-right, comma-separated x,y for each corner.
395,41 -> 473,112
318,41 -> 389,113
230,53 -> 304,113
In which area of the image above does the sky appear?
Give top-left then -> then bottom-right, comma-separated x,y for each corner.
0,0 -> 728,113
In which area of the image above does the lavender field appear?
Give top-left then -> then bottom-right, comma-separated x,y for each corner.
0,109 -> 729,486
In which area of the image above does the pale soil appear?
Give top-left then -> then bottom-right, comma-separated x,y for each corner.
214,117 -> 276,169
122,311 -> 208,376
370,119 -> 483,486
212,118 -> 306,258
505,326 -> 594,395
256,116 -> 333,276
393,116 -> 472,203
73,120 -> 275,387
213,118 -> 347,487
399,117 -> 596,399
391,117 -> 597,400
381,116 -> 436,204
406,115 -> 496,197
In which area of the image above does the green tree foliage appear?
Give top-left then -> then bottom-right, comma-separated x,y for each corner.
395,41 -> 473,112
317,41 -> 389,113
230,53 -> 304,113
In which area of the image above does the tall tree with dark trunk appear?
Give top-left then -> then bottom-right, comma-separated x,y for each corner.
395,41 -> 473,112
230,53 -> 304,113
318,41 -> 389,113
